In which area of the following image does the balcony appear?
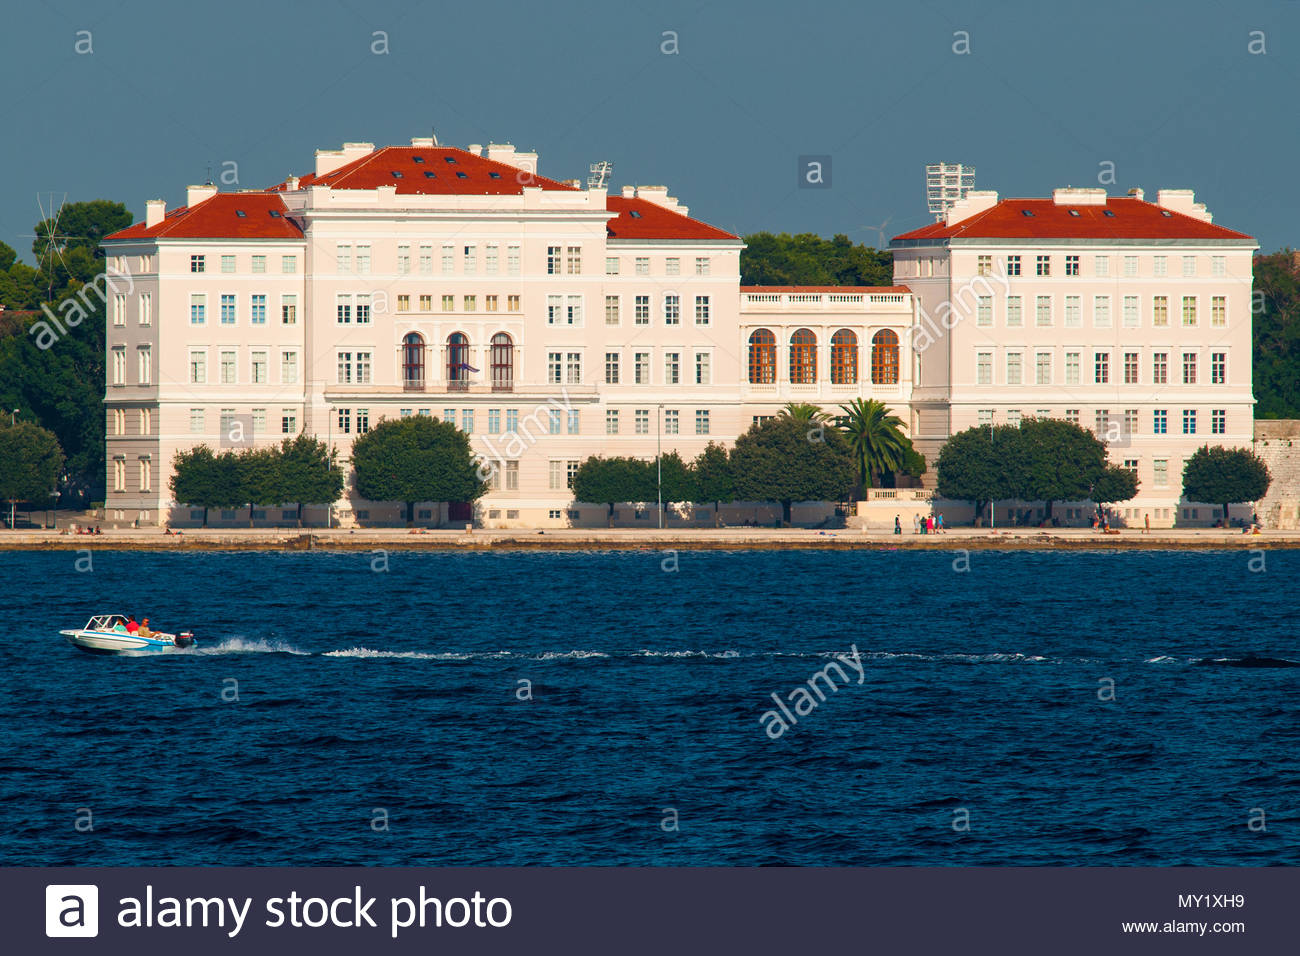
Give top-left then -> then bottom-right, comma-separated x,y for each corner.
325,381 -> 599,399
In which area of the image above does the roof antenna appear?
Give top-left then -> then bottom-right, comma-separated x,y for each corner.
430,128 -> 439,147
204,162 -> 214,186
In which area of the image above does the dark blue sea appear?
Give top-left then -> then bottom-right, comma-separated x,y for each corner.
2,549 -> 1297,866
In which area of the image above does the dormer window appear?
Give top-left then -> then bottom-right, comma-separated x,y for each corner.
1021,209 -> 1035,216
235,210 -> 246,217
1068,209 -> 1080,217
444,156 -> 457,164
629,210 -> 642,218
1103,209 -> 1116,217
423,171 -> 436,179
1160,210 -> 1172,217
392,171 -> 404,178
489,172 -> 501,179
268,209 -> 282,218
412,156 -> 425,163
456,171 -> 467,178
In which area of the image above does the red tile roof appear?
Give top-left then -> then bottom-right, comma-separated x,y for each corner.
740,285 -> 911,294
891,197 -> 1253,243
269,146 -> 578,196
606,196 -> 738,241
104,193 -> 302,242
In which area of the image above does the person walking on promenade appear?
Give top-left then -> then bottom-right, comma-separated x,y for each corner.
936,512 -> 945,534
894,515 -> 902,535
913,514 -> 920,535
1144,513 -> 1150,533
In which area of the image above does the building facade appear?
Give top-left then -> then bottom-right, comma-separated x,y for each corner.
891,186 -> 1257,527
102,137 -> 913,527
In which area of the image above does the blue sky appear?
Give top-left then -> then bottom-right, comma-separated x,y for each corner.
1,0 -> 1296,262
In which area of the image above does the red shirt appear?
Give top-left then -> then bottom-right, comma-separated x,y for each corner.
126,620 -> 139,634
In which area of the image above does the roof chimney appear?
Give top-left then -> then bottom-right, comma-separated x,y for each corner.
1156,189 -> 1212,223
186,183 -> 218,208
635,186 -> 679,211
467,144 -> 483,156
486,143 -> 517,166
1052,187 -> 1107,205
945,189 -> 998,226
286,175 -> 300,191
1127,187 -> 1145,201
145,199 -> 166,228
314,142 -> 375,177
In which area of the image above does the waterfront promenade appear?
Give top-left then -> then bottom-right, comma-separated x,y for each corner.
0,525 -> 1291,551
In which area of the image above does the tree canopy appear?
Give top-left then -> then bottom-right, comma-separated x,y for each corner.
351,416 -> 486,523
170,437 -> 343,526
731,416 -> 855,523
1253,251 -> 1300,418
571,456 -> 655,524
1182,445 -> 1271,518
837,398 -> 911,490
740,232 -> 892,286
0,421 -> 65,516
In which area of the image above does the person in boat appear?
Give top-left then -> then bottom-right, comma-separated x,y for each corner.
138,618 -> 152,638
126,616 -> 139,634
112,617 -> 128,633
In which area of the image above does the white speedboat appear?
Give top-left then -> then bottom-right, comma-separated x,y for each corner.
60,614 -> 197,653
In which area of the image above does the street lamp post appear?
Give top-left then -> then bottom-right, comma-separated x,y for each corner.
656,404 -> 663,529
7,409 -> 17,530
989,419 -> 995,531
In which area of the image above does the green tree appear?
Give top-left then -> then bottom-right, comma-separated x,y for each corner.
351,416 -> 487,524
740,232 -> 893,286
1182,445 -> 1272,522
731,416 -> 855,524
279,434 -> 343,526
236,445 -> 284,526
690,442 -> 735,527
169,445 -> 240,526
0,422 -> 64,525
656,450 -> 694,522
837,398 -> 910,491
1252,250 -> 1300,418
1092,465 -> 1140,508
1015,417 -> 1108,520
935,423 -> 1021,523
571,456 -> 654,525
780,402 -> 829,426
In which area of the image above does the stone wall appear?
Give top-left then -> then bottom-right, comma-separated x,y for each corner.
1254,420 -> 1300,529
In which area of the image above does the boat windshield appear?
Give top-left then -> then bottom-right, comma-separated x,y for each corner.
88,614 -> 126,630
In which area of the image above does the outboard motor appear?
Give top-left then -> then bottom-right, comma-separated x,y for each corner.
175,631 -> 196,648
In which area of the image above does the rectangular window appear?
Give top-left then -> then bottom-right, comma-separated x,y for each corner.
336,244 -> 351,273
606,409 -> 619,434
220,350 -> 236,385
1153,255 -> 1167,277
281,255 -> 297,274
443,408 -> 455,425
547,295 -> 562,325
694,295 -> 710,325
1211,352 -> 1226,384
664,409 -> 679,434
190,293 -> 206,325
442,294 -> 455,311
1005,352 -> 1022,386
1065,254 -> 1079,276
337,408 -> 351,434
1153,352 -> 1168,385
635,295 -> 650,325
1094,352 -> 1109,384
1035,295 -> 1051,327
566,246 -> 581,274
976,352 -> 992,385
1153,409 -> 1167,434
189,351 -> 206,384
1094,255 -> 1109,277
665,352 -> 680,385
977,296 -> 992,327
138,293 -> 152,326
1065,352 -> 1080,386
483,244 -> 498,275
336,294 -> 352,324
191,254 -> 205,273
635,411 -> 649,436
220,293 -> 236,325
1182,296 -> 1197,326
695,409 -> 710,434
1095,409 -> 1110,437
251,408 -> 266,434
695,352 -> 711,385
1212,409 -> 1226,434
461,409 -> 474,434
419,294 -> 433,311
695,256 -> 711,275
1153,459 -> 1169,487
1153,296 -> 1168,327
1124,352 -> 1138,384
1035,351 -> 1051,385
567,295 -> 583,325
250,294 -> 266,324
337,352 -> 353,384
110,348 -> 126,385
1182,255 -> 1196,277
977,409 -> 993,426
1062,295 -> 1080,327
664,294 -> 680,325
605,295 -> 620,326
605,352 -> 620,385
506,409 -> 518,434
252,254 -> 267,274
281,294 -> 297,324
1123,296 -> 1139,328
1211,296 -> 1226,327
463,295 -> 476,312
1005,254 -> 1021,276
507,294 -> 520,312
1182,409 -> 1197,434
1008,295 -> 1024,326
635,353 -> 650,385
397,295 -> 410,312
1093,295 -> 1111,328
112,293 -> 126,326
138,460 -> 151,492
506,245 -> 520,275
1065,408 -> 1079,425
665,257 -> 680,276
220,254 -> 235,274
977,254 -> 992,277
565,353 -> 582,385
547,352 -> 562,385
547,246 -> 561,275
1183,352 -> 1197,385
397,245 -> 410,274
1212,255 -> 1225,277
356,351 -> 371,384
251,350 -> 267,384
1123,255 -> 1138,277
485,294 -> 498,312
282,412 -> 297,434
605,256 -> 619,275
635,256 -> 649,276
281,350 -> 298,384
186,408 -> 204,433
1036,255 -> 1050,276
488,409 -> 501,434
547,410 -> 562,436
1007,409 -> 1022,427
567,409 -> 580,435
504,460 -> 519,491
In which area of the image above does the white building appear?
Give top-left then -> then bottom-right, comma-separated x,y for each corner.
891,186 -> 1258,527
101,137 -> 915,527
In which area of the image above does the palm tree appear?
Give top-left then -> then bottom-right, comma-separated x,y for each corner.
838,398 -> 908,491
780,402 -> 829,426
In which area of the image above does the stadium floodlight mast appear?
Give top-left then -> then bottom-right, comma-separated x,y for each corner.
8,409 -> 16,531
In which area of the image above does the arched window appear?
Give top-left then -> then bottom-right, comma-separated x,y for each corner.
402,332 -> 425,391
789,328 -> 817,384
447,332 -> 470,391
871,329 -> 900,384
830,329 -> 858,384
490,332 -> 513,392
748,329 -> 776,384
